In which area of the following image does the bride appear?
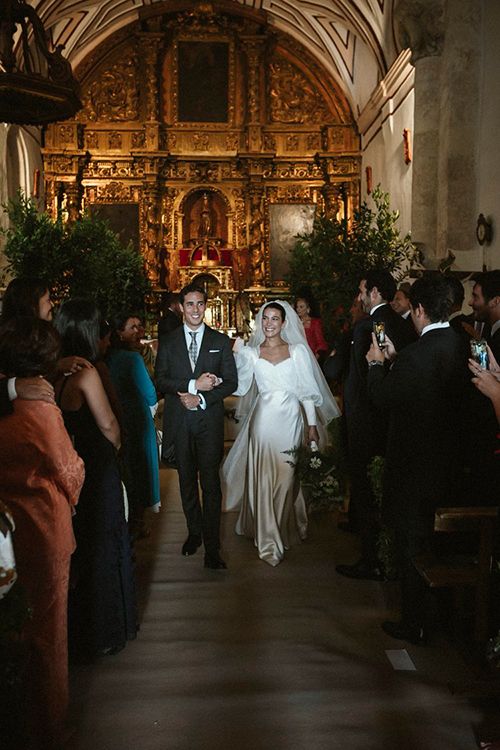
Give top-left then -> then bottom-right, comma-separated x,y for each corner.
223,300 -> 340,566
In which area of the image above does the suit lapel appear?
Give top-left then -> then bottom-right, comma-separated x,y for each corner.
194,326 -> 212,376
174,326 -> 192,373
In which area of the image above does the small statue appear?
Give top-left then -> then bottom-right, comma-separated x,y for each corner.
199,192 -> 213,238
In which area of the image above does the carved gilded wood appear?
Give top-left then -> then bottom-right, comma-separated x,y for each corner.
42,0 -> 360,326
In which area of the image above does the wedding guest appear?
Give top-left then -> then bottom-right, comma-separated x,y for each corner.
366,274 -> 467,643
444,275 -> 468,334
323,297 -> 367,384
223,301 -> 339,566
1,276 -> 53,322
469,344 -> 500,431
0,317 -> 84,750
107,312 -> 160,536
1,276 -> 92,376
294,292 -> 329,360
463,272 -> 500,503
54,299 -> 137,659
469,270 -> 500,358
336,269 -> 415,581
0,375 -> 55,417
158,292 -> 182,337
390,282 -> 411,318
470,365 -> 500,426
323,296 -> 367,534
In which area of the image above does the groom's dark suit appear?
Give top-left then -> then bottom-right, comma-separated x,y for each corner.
155,325 -> 237,555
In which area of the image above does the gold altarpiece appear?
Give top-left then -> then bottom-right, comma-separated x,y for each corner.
42,1 -> 360,332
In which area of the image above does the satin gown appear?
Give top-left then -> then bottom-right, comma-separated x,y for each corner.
224,344 -> 322,567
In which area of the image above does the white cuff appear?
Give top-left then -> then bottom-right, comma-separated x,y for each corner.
188,379 -> 197,395
7,377 -> 17,401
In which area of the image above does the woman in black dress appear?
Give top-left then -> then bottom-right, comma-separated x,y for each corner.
54,299 -> 137,659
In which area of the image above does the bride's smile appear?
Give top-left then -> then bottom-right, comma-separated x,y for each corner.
262,309 -> 285,340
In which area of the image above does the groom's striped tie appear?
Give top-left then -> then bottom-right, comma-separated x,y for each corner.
189,331 -> 198,370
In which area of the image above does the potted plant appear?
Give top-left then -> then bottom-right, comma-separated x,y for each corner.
287,186 -> 419,342
1,193 -> 151,318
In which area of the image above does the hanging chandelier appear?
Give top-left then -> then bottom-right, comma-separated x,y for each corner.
0,0 -> 82,125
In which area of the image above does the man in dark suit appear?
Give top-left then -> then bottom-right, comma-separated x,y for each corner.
469,270 -> 500,361
391,282 -> 418,341
157,292 -> 182,338
336,269 -> 415,580
366,274 -> 467,643
444,275 -> 470,343
155,283 -> 237,569
464,270 -> 500,502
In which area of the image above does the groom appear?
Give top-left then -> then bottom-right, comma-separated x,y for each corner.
155,282 -> 237,569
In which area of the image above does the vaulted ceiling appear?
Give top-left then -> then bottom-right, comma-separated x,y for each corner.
31,0 -> 401,116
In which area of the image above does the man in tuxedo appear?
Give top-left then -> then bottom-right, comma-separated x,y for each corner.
336,269 -> 415,579
391,282 -> 411,318
157,292 -> 182,338
366,274 -> 467,643
469,270 -> 500,361
464,270 -> 500,501
155,283 -> 237,569
445,275 -> 469,341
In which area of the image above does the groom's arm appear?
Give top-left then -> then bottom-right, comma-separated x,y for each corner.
203,335 -> 238,407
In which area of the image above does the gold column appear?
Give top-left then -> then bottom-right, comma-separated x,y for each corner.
248,187 -> 265,286
143,184 -> 161,287
241,36 -> 266,153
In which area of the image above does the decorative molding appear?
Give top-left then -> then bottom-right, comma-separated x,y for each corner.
358,49 -> 414,137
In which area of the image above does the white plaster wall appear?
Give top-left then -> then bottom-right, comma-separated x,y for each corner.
360,88 -> 414,238
0,125 -> 44,280
351,41 -> 382,116
476,0 -> 500,271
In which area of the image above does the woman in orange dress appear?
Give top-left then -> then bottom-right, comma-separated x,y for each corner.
0,317 -> 84,750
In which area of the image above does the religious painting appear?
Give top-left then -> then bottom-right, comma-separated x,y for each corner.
89,203 -> 140,252
178,41 -> 229,123
269,204 -> 316,283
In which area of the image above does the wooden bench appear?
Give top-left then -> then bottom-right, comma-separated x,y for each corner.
414,506 -> 499,643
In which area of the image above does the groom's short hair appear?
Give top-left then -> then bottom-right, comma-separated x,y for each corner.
180,283 -> 208,304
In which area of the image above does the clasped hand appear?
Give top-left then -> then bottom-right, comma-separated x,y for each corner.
195,372 -> 220,391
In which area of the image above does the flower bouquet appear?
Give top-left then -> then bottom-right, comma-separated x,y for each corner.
283,443 -> 343,512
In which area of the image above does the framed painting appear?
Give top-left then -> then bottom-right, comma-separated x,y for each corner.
177,41 -> 229,123
89,203 -> 140,252
269,204 -> 316,283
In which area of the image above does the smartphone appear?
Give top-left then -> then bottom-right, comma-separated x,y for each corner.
470,339 -> 489,370
373,321 -> 386,348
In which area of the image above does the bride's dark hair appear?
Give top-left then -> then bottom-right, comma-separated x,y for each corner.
263,302 -> 286,320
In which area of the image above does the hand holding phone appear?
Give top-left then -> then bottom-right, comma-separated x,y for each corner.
470,339 -> 489,370
373,321 -> 386,349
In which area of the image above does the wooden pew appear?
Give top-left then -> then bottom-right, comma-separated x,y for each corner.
414,506 -> 499,644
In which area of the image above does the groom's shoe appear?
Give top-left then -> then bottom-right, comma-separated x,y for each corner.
182,534 -> 202,556
204,553 -> 227,570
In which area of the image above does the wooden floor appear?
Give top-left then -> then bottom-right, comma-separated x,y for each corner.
67,467 -> 488,750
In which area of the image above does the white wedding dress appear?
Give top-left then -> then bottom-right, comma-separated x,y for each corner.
223,342 -> 332,567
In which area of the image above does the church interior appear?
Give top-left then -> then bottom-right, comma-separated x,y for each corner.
1,1 -> 500,748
